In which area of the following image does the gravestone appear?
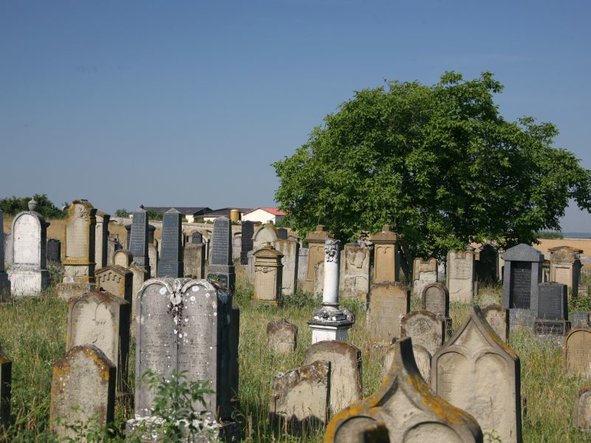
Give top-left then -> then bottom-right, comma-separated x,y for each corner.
413,257 -> 437,297
432,305 -> 522,443
8,200 -> 50,296
421,282 -> 449,318
135,278 -> 237,423
267,319 -> 298,353
549,245 -> 582,294
370,225 -> 401,283
482,304 -> 509,342
206,217 -> 235,292
572,312 -> 590,328
475,243 -> 498,285
191,231 -> 203,244
564,328 -> 591,377
366,282 -> 410,342
157,209 -> 183,278
297,247 -> 308,288
535,282 -> 570,335
0,348 -> 11,426
129,208 -> 150,275
401,310 -> 445,356
46,239 -> 61,264
339,242 -> 370,304
183,243 -> 205,279
273,236 -> 299,296
62,199 -> 97,284
67,289 -> 130,391
313,261 -> 324,297
148,243 -> 158,278
269,360 -> 330,434
383,342 -> 431,383
95,265 -> 133,304
303,341 -> 362,415
50,345 -> 116,440
106,236 -> 120,266
303,225 -> 331,293
253,244 -> 283,303
113,250 -> 133,268
503,243 -> 544,312
252,224 -> 278,252
446,249 -> 476,303
240,221 -> 254,265
574,387 -> 591,432
325,338 -> 483,443
0,210 -> 10,302
276,228 -> 288,240
95,211 -> 110,270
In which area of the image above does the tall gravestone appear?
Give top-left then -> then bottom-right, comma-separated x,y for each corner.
8,199 -> 50,296
476,243 -> 498,286
0,210 -> 10,302
63,199 -> 97,284
273,236 -> 299,296
94,211 -> 110,271
548,246 -> 582,296
240,221 -> 254,265
206,216 -> 235,292
157,209 -> 183,278
339,242 -> 370,305
432,305 -> 522,443
413,257 -> 437,297
325,338 -> 483,443
303,225 -> 330,293
369,225 -> 400,283
135,278 -> 237,425
183,241 -> 205,279
447,249 -> 476,303
366,282 -> 410,342
253,243 -> 283,303
129,208 -> 150,276
534,282 -> 570,335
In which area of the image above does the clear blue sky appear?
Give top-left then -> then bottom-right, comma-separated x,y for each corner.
1,1 -> 590,231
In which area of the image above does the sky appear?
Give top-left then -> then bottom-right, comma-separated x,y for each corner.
1,1 -> 590,231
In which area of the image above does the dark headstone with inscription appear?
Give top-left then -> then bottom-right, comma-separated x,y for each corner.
207,217 -> 235,292
47,239 -> 61,263
191,231 -> 203,244
129,208 -> 150,275
276,228 -> 288,240
157,209 -> 183,278
535,282 -> 570,336
503,243 -> 543,314
240,221 -> 254,265
572,312 -> 590,328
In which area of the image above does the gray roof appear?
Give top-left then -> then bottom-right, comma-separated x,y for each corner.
144,207 -> 211,216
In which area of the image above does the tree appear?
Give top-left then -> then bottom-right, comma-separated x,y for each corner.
0,194 -> 66,218
273,72 -> 591,258
115,208 -> 129,217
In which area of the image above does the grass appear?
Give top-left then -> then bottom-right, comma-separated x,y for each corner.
0,274 -> 590,441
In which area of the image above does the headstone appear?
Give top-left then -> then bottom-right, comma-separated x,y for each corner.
0,211 -> 10,302
369,225 -> 400,283
253,243 -> 283,303
564,328 -> 591,377
313,260 -> 324,297
157,209 -> 183,278
46,239 -> 61,264
421,282 -> 449,318
572,312 -> 590,328
95,265 -> 133,304
432,305 -> 522,443
534,282 -> 570,335
206,217 -> 235,292
276,228 -> 288,240
183,243 -> 205,279
50,345 -> 116,440
549,246 -> 582,296
135,278 -> 237,422
574,387 -> 591,432
129,208 -> 150,275
303,225 -> 331,293
191,231 -> 203,244
232,232 -> 242,260
106,236 -> 120,266
475,243 -> 498,285
3,232 -> 12,271
94,211 -> 110,270
269,360 -> 330,434
273,236 -> 299,296
62,199 -> 97,284
482,304 -> 509,342
240,221 -> 254,265
0,348 -> 11,426
8,200 -> 50,296
303,341 -> 362,415
113,250 -> 133,268
339,242 -> 370,305
148,243 -> 158,278
297,247 -> 308,288
382,342 -> 431,383
401,310 -> 445,356
66,289 -> 130,391
413,257 -> 437,297
252,224 -> 278,252
503,243 -> 544,311
446,249 -> 476,303
325,338 -> 483,443
267,319 -> 297,353
366,282 -> 410,342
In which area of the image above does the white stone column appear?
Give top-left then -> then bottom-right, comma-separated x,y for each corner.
323,238 -> 340,306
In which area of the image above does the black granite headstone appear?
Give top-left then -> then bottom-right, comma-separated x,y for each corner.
276,228 -> 288,240
207,217 -> 235,292
476,243 -> 498,285
240,221 -> 254,265
510,261 -> 532,309
537,282 -> 568,320
129,209 -> 150,273
157,209 -> 183,278
46,239 -> 61,263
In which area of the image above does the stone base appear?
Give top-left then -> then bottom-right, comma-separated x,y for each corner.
534,319 -> 570,336
8,268 -> 49,296
125,416 -> 238,442
56,282 -> 94,300
0,272 -> 11,302
571,312 -> 590,328
63,263 -> 95,283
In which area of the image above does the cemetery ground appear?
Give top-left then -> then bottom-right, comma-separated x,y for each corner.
0,268 -> 590,442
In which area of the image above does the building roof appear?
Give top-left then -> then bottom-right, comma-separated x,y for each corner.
203,208 -> 253,218
245,207 -> 286,216
143,207 -> 211,216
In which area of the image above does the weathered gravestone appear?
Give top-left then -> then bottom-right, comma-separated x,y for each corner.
267,319 -> 297,354
432,305 -> 522,443
572,312 -> 590,328
369,225 -> 401,284
0,348 -> 11,426
303,225 -> 331,293
549,245 -> 582,295
46,238 -> 61,264
303,341 -> 362,415
62,199 -> 97,284
135,278 -> 238,425
366,282 -> 410,342
129,207 -> 150,275
325,337 -> 483,443
401,310 -> 445,356
273,235 -> 299,296
413,257 -> 437,298
95,265 -> 133,304
564,328 -> 591,378
253,243 -> 283,303
447,249 -> 476,303
157,208 -> 183,278
535,282 -> 570,335
339,242 -> 370,305
574,387 -> 591,432
252,224 -> 278,252
240,221 -> 254,265
383,342 -> 431,383
148,242 -> 158,278
67,289 -> 130,391
95,211 -> 110,270
269,360 -> 330,434
475,243 -> 499,286
482,304 -> 509,343
8,200 -> 50,296
206,217 -> 235,292
0,210 -> 10,302
421,281 -> 452,336
50,345 -> 116,440
113,249 -> 133,268
183,242 -> 205,279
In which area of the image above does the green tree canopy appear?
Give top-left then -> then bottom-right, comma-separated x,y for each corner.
0,194 -> 66,219
273,72 -> 591,258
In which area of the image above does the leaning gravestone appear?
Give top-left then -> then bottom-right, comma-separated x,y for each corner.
432,305 -> 522,443
157,208 -> 183,278
206,217 -> 235,292
50,345 -> 116,440
303,341 -> 362,415
269,360 -> 330,434
564,328 -> 591,378
325,337 -> 483,443
401,310 -> 445,356
482,304 -> 509,342
0,347 -> 11,426
135,278 -> 237,427
367,282 -> 410,342
535,282 -> 570,336
574,387 -> 591,432
0,210 -> 10,302
267,319 -> 298,354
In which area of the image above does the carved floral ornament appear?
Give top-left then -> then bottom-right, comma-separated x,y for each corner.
325,239 -> 340,263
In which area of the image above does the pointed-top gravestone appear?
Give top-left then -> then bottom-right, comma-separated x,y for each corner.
0,210 -> 10,302
157,208 -> 183,278
207,217 -> 235,292
325,337 -> 483,443
129,207 -> 150,274
432,305 -> 521,443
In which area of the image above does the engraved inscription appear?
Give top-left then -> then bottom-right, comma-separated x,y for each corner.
510,261 -> 532,309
